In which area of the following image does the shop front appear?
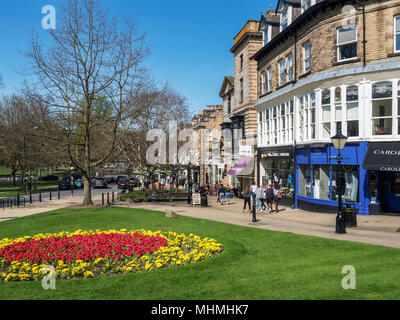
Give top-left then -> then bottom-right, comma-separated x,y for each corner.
257,146 -> 295,203
362,142 -> 400,214
295,142 -> 369,215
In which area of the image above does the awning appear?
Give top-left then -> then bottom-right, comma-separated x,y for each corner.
362,142 -> 400,172
227,157 -> 254,176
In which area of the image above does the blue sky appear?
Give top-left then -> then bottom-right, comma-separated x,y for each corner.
0,0 -> 274,116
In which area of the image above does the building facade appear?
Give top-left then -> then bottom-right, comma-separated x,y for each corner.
219,20 -> 263,193
192,105 -> 225,187
253,0 -> 400,215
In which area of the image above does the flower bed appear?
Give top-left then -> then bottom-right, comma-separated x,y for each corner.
0,229 -> 223,282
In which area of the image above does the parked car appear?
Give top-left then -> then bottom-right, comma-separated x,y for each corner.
40,175 -> 60,181
93,177 -> 108,189
58,180 -> 77,190
116,176 -> 126,185
105,176 -> 116,184
117,178 -> 129,189
128,176 -> 140,188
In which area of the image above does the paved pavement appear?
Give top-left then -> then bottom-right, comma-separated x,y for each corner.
1,192 -> 399,249
121,196 -> 400,249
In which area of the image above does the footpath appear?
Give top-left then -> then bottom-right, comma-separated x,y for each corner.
121,197 -> 400,249
1,194 -> 399,249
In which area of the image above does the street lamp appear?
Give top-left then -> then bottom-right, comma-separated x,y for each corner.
330,127 -> 348,234
187,167 -> 192,204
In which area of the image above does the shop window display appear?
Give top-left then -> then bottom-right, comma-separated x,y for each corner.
332,165 -> 359,202
312,165 -> 330,200
299,165 -> 311,197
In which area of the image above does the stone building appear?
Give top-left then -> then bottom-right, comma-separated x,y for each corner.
253,0 -> 400,215
219,20 -> 264,193
192,105 -> 225,187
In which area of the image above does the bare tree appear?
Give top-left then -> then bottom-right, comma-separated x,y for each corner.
117,82 -> 192,190
0,95 -> 54,189
25,0 -> 149,205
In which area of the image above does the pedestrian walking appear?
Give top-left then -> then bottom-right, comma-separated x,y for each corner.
265,184 -> 275,213
255,185 -> 263,212
219,184 -> 226,205
273,184 -> 282,213
225,185 -> 231,205
242,186 -> 251,213
260,185 -> 267,212
216,181 -> 222,203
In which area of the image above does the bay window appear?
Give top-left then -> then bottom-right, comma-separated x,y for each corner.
372,81 -> 393,136
334,87 -> 342,134
346,85 -> 359,137
321,89 -> 331,139
299,92 -> 316,141
280,104 -> 286,143
395,16 -> 400,52
398,80 -> 400,135
298,96 -> 305,141
273,106 -> 278,144
337,25 -> 357,61
289,100 -> 294,142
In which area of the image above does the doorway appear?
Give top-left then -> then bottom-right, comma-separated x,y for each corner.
378,172 -> 400,213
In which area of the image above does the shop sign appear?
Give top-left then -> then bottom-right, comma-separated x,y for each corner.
261,152 -> 290,158
192,194 -> 201,205
239,145 -> 253,156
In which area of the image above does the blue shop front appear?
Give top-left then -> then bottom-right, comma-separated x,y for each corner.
295,142 -> 370,215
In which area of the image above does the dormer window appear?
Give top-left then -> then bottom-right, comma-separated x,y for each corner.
262,25 -> 272,46
301,0 -> 315,13
278,2 -> 292,31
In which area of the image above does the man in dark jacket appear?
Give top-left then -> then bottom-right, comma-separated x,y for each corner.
218,184 -> 226,205
265,184 -> 275,213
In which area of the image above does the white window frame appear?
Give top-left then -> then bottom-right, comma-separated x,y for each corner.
280,4 -> 292,31
345,85 -> 360,138
395,16 -> 400,53
279,59 -> 285,86
303,42 -> 311,73
370,80 -> 395,137
261,71 -> 267,94
337,25 -> 358,62
320,88 -> 332,140
267,67 -> 272,92
263,25 -> 272,46
286,54 -> 293,82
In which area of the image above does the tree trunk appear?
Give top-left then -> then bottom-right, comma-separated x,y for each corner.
11,170 -> 16,187
82,176 -> 93,206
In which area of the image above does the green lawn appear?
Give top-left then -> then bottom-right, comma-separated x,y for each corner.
0,207 -> 399,300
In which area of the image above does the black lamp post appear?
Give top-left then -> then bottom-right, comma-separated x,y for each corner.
330,128 -> 348,234
187,167 -> 192,204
